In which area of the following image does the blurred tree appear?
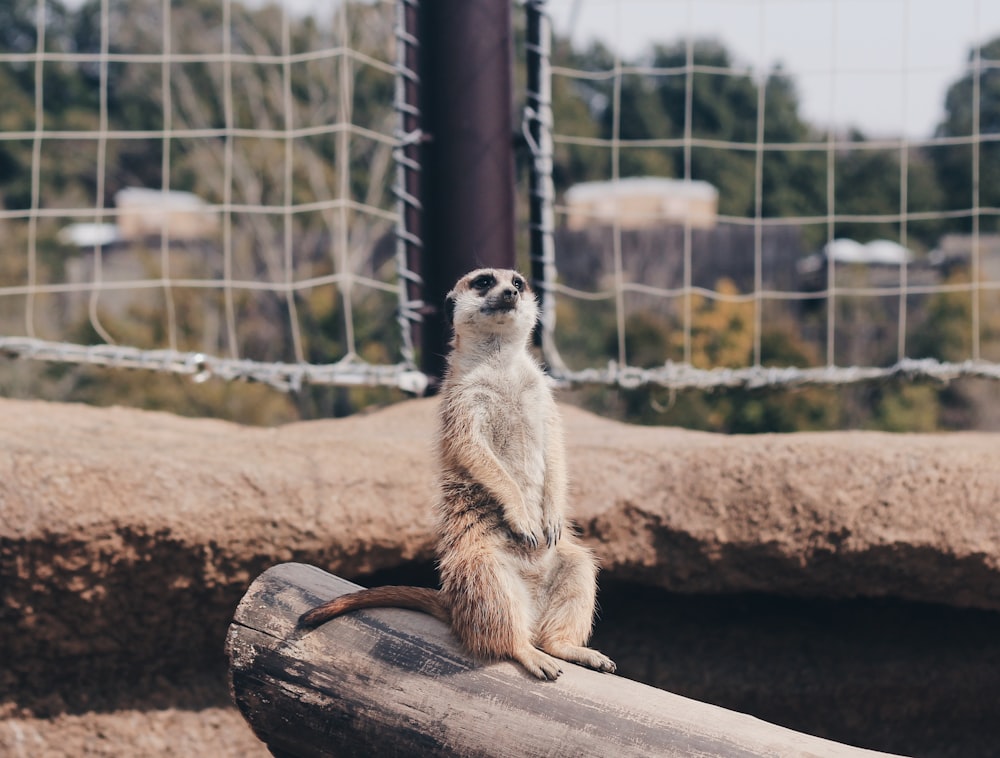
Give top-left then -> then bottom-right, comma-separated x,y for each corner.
2,6 -> 995,430
680,279 -> 754,369
549,39 -> 617,188
932,35 -> 1000,232
0,0 -> 405,424
549,36 -> 948,250
564,280 -> 840,433
832,129 -> 946,248
0,0 -> 105,211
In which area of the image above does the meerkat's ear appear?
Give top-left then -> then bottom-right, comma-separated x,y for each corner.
444,291 -> 457,326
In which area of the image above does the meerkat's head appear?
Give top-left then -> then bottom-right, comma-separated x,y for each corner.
445,268 -> 538,348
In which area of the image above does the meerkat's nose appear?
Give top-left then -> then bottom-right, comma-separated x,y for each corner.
500,287 -> 518,303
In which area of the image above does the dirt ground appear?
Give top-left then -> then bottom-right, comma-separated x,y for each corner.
0,706 -> 267,758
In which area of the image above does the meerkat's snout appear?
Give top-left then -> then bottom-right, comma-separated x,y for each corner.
487,282 -> 520,312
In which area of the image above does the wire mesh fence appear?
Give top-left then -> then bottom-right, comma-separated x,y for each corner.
0,0 -> 424,394
531,0 -> 1000,392
2,0 -> 1000,415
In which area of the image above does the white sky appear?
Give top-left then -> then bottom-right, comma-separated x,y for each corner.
546,0 -> 1000,138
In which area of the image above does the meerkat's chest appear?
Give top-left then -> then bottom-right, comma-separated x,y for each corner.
487,384 -> 546,452
476,369 -> 550,469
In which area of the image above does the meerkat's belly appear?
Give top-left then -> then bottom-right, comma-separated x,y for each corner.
495,542 -> 559,615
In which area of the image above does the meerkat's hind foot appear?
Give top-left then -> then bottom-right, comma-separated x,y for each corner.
584,649 -> 617,674
542,641 -> 617,674
513,646 -> 564,681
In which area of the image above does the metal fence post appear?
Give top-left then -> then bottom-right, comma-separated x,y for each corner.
418,0 -> 517,384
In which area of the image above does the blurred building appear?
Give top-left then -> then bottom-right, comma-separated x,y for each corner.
55,188 -> 222,345
115,187 -> 218,242
931,233 -> 1000,281
563,177 -> 718,231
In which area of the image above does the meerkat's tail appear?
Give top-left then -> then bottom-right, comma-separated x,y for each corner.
299,586 -> 450,628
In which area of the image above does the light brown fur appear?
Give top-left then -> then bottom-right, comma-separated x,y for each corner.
301,268 -> 615,681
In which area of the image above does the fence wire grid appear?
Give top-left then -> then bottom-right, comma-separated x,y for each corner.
528,0 -> 1000,390
1,0 -> 1000,397
0,0 -> 425,393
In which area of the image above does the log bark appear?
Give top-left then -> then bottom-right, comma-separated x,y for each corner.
225,563 -> 900,757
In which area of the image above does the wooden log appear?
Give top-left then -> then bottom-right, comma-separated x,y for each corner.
226,563 -> 900,758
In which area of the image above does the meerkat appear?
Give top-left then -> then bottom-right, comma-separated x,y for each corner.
300,267 -> 615,681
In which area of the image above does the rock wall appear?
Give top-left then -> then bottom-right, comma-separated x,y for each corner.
1,396 -> 999,756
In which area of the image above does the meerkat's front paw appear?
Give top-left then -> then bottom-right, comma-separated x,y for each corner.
502,499 -> 542,548
543,518 -> 562,547
509,519 -> 541,549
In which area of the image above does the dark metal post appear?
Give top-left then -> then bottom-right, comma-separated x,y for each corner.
419,0 -> 517,383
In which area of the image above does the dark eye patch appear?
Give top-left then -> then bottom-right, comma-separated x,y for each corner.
471,274 -> 495,291
512,276 -> 525,291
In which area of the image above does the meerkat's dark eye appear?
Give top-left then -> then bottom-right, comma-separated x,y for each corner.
512,276 -> 525,291
471,274 -> 495,291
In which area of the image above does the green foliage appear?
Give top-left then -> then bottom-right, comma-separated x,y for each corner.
0,0 -> 402,425
829,130 -> 946,247
561,279 -> 842,433
932,37 -> 1000,232
867,383 -> 940,432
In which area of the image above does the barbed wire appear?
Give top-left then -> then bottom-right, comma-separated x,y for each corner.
555,357 -> 1000,391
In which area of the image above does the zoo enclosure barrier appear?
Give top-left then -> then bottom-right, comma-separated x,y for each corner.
0,0 -> 998,394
